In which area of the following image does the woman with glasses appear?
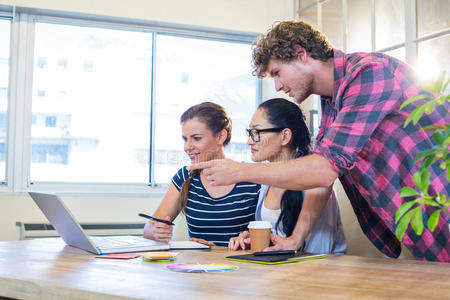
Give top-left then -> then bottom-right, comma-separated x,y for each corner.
229,98 -> 346,254
143,102 -> 260,246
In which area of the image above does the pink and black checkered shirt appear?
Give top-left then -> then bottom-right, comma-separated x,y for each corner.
314,49 -> 449,262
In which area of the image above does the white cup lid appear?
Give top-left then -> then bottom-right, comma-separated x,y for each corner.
248,221 -> 271,229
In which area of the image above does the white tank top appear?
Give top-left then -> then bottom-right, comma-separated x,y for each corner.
257,185 -> 285,237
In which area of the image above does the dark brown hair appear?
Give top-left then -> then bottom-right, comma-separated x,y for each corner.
252,20 -> 334,78
258,98 -> 310,236
178,102 -> 232,213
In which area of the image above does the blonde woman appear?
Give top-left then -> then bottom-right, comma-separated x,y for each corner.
144,102 -> 260,246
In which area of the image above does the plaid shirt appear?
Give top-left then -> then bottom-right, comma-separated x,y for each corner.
314,49 -> 450,262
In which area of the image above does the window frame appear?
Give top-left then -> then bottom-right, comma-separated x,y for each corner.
1,9 -> 261,196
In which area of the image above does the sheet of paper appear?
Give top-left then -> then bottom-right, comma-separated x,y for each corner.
96,253 -> 140,259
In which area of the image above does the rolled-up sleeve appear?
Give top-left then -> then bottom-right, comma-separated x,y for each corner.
314,61 -> 403,176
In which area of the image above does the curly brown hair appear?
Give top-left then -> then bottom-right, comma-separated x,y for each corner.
252,21 -> 334,78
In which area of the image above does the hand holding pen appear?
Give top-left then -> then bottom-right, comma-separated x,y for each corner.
139,213 -> 175,225
140,213 -> 174,243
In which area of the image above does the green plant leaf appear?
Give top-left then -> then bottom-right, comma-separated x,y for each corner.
435,71 -> 446,93
404,111 -> 416,128
421,198 -> 442,207
427,210 -> 441,232
436,193 -> 447,205
443,136 -> 450,147
399,187 -> 419,198
423,125 -> 445,130
414,148 -> 438,163
412,104 -> 428,125
413,171 -> 421,188
395,199 -> 416,223
443,126 -> 450,140
438,95 -> 450,106
420,154 -> 436,170
395,209 -> 415,241
404,103 -> 428,127
432,130 -> 444,145
424,71 -> 446,93
413,170 -> 430,192
447,166 -> 450,181
400,94 -> 430,110
425,100 -> 436,114
442,75 -> 450,92
419,169 -> 431,191
411,207 -> 424,236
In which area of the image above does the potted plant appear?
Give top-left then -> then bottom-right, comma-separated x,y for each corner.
395,71 -> 450,240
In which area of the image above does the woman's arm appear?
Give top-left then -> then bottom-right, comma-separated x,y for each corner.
265,186 -> 333,251
143,183 -> 182,243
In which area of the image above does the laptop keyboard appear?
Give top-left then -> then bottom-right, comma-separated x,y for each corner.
90,236 -> 157,249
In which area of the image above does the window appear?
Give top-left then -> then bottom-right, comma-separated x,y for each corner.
417,0 -> 450,37
57,58 -> 68,70
0,18 -> 10,181
45,116 -> 56,127
0,87 -> 6,98
347,0 -> 371,53
31,23 -> 154,183
153,35 -> 257,182
20,19 -> 259,188
417,35 -> 450,93
322,0 -> 343,49
37,57 -> 48,69
375,0 -> 405,50
0,12 -> 259,193
83,59 -> 93,72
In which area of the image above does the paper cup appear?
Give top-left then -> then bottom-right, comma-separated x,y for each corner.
248,221 -> 272,252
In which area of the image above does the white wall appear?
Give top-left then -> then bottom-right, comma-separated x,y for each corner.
0,0 -> 296,33
1,193 -> 189,241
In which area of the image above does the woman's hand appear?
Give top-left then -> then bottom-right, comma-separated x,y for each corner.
189,237 -> 216,247
228,230 -> 250,250
143,216 -> 173,244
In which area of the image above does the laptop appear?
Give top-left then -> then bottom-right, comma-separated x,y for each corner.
28,191 -> 209,254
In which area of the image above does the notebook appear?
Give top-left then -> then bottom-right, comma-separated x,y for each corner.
28,191 -> 210,255
226,253 -> 326,265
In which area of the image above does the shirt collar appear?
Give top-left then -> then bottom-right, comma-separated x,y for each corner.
321,48 -> 346,109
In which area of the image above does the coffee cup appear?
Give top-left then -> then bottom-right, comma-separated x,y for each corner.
248,221 -> 272,252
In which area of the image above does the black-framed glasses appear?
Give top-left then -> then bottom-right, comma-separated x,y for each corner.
246,127 -> 285,142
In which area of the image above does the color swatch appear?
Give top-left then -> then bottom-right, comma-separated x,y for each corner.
166,263 -> 239,273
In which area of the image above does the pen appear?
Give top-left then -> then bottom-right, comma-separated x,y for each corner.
253,250 -> 297,256
138,213 -> 175,226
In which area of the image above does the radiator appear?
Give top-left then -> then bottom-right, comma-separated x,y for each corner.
15,222 -> 146,240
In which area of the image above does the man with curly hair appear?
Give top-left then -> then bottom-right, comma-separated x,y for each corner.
189,21 -> 449,262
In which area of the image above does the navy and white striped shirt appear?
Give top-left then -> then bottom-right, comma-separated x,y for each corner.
172,166 -> 260,246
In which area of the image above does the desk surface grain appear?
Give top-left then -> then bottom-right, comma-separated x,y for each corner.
0,238 -> 449,300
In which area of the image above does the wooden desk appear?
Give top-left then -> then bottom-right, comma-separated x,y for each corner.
0,238 -> 448,299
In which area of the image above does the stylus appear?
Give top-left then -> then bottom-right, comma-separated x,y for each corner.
138,213 -> 175,226
253,250 -> 297,256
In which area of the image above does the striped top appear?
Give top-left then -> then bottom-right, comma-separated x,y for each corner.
172,166 -> 260,246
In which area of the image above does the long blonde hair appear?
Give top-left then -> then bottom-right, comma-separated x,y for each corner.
178,102 -> 232,213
